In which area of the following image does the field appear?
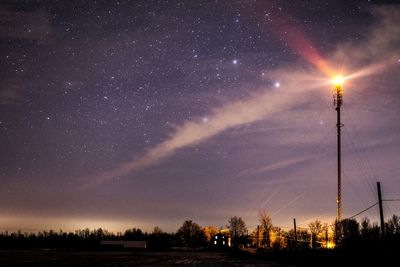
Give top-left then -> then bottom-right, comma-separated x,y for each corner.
0,250 -> 292,267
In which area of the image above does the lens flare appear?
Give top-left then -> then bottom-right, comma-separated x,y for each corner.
332,75 -> 344,87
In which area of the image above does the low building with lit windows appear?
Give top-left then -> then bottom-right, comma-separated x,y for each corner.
211,232 -> 231,248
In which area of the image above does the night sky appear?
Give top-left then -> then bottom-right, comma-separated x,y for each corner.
1,0 -> 400,233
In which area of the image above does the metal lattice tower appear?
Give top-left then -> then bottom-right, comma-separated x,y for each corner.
333,77 -> 344,222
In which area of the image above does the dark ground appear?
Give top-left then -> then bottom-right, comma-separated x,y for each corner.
0,250 -> 294,267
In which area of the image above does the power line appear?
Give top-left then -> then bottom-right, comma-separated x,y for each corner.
342,170 -> 370,215
383,199 -> 400,202
253,198 -> 397,232
348,202 -> 378,219
344,110 -> 378,179
342,127 -> 377,200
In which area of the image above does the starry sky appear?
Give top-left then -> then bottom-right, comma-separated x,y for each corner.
1,0 -> 400,233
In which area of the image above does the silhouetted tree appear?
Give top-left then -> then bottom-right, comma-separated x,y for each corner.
2,214 -> 400,251
360,217 -> 370,237
285,228 -> 310,249
123,228 -> 145,240
339,219 -> 360,247
227,216 -> 248,246
385,214 -> 400,236
152,226 -> 163,235
177,220 -> 206,248
147,227 -> 174,250
258,210 -> 273,248
271,226 -> 285,250
333,219 -> 343,246
308,220 -> 323,247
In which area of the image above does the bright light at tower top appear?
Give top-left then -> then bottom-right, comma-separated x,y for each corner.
332,75 -> 344,87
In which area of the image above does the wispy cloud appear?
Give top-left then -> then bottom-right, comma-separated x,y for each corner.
83,68 -> 322,187
333,7 -> 400,68
83,6 -> 400,187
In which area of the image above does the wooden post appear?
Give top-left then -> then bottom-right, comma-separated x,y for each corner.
293,218 -> 297,248
377,182 -> 385,237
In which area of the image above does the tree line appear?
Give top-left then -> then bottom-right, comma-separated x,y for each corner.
1,213 -> 399,250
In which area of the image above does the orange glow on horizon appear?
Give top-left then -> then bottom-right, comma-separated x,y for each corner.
326,241 -> 336,249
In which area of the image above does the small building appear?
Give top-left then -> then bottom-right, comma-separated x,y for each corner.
100,240 -> 146,249
212,232 -> 230,247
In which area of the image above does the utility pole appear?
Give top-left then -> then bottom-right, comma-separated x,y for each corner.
293,218 -> 297,248
333,76 -> 344,222
377,182 -> 385,237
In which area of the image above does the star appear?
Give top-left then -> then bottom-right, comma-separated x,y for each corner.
2,0 -> 399,236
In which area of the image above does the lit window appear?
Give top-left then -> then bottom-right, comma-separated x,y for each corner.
223,241 -> 225,245
214,241 -> 217,245
215,236 -> 218,240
